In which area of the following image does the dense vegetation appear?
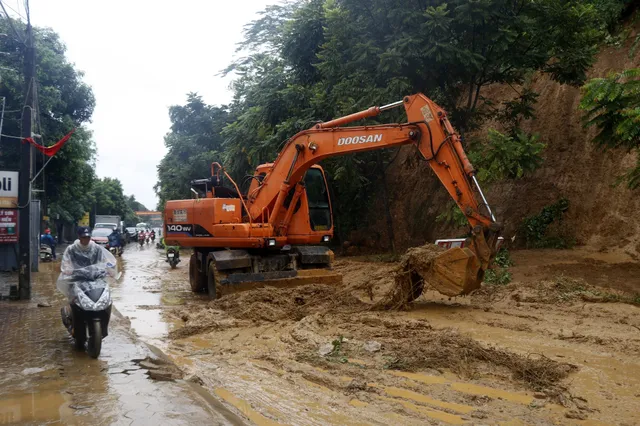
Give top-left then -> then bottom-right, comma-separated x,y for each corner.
580,68 -> 640,188
155,0 -> 628,242
0,18 -> 142,231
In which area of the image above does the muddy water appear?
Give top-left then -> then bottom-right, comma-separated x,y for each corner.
405,298 -> 640,424
0,248 -> 242,425
111,246 -> 204,349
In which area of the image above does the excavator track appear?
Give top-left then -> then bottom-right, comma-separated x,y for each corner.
208,267 -> 342,299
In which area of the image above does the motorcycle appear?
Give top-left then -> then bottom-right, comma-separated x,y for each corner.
150,232 -> 156,243
139,236 -> 145,247
106,244 -> 123,257
166,247 -> 180,269
57,245 -> 118,358
40,244 -> 53,262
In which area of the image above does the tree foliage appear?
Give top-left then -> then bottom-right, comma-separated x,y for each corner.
127,195 -> 148,213
520,198 -> 574,248
155,0 -> 627,239
0,19 -> 148,226
470,129 -> 545,183
93,178 -> 144,226
155,94 -> 230,209
580,68 -> 640,188
0,19 -> 96,223
92,177 -> 126,215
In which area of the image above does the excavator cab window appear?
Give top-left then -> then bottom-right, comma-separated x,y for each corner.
304,168 -> 331,231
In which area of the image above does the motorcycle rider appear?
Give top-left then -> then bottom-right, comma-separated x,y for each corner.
40,228 -> 56,260
107,229 -> 122,254
59,227 -> 115,334
150,229 -> 156,242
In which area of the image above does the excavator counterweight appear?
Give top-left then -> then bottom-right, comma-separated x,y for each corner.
164,93 -> 501,301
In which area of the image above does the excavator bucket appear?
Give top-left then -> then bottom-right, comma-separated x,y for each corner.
397,226 -> 499,302
429,247 -> 483,296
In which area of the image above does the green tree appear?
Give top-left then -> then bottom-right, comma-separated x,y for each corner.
93,178 -> 129,216
124,195 -> 147,226
154,94 -> 230,209
580,68 -> 640,188
0,19 -> 96,223
469,129 -> 546,183
127,195 -> 148,213
155,0 -> 628,242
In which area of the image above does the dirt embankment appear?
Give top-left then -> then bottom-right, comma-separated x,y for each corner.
357,17 -> 640,258
163,247 -> 640,425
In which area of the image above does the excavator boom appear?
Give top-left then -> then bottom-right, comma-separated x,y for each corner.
243,94 -> 501,296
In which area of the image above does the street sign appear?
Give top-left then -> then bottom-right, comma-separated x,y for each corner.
0,209 -> 18,243
79,212 -> 90,227
0,171 -> 18,208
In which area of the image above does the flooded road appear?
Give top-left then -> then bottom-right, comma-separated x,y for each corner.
0,245 -> 243,425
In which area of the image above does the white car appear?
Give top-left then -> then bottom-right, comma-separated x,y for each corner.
94,223 -> 117,231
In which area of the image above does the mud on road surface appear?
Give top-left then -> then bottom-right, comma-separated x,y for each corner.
148,246 -> 640,425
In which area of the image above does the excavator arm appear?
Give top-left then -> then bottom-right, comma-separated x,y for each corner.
246,93 -> 502,295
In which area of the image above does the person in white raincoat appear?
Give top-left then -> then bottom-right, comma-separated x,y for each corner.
58,227 -> 118,334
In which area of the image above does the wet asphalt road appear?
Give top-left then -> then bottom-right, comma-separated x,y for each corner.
0,243 -> 243,426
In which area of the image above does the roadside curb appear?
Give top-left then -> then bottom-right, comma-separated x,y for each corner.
110,305 -> 246,425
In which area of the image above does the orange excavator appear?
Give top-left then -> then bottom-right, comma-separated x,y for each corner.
164,93 -> 501,299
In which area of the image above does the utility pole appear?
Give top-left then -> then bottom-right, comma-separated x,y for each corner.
18,8 -> 34,300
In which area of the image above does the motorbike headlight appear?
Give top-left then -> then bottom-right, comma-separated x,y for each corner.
93,288 -> 112,311
73,282 -> 111,312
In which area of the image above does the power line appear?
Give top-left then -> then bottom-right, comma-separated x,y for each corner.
1,0 -> 25,20
0,1 -> 24,43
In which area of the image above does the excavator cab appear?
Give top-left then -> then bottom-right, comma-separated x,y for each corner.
304,168 -> 332,232
247,164 -> 333,237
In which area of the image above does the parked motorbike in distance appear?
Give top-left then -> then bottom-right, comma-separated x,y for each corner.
166,247 -> 180,269
40,244 -> 53,262
57,246 -> 119,358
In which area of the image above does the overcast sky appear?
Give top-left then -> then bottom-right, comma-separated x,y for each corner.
28,0 -> 271,210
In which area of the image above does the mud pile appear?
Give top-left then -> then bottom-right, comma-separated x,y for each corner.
474,275 -> 639,306
212,283 -> 367,321
169,283 -> 371,338
365,321 -> 576,391
289,314 -> 576,391
378,244 -> 444,309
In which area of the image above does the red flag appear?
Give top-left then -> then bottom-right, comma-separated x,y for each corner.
23,129 -> 75,157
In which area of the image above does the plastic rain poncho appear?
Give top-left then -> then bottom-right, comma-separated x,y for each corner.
57,240 -> 118,310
